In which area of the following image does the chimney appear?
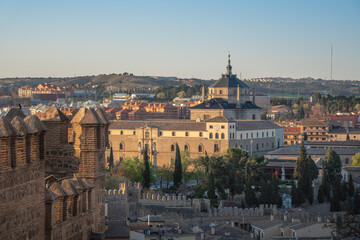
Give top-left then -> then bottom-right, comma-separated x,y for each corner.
236,84 -> 240,108
252,87 -> 255,104
201,85 -> 205,102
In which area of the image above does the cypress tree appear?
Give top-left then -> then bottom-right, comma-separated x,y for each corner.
321,166 -> 331,201
330,190 -> 341,212
207,172 -> 216,204
294,142 -> 311,198
323,147 -> 342,188
241,199 -> 246,209
339,182 -> 348,201
245,178 -> 255,207
308,185 -> 314,205
173,143 -> 182,189
317,186 -> 324,204
109,146 -> 114,174
142,145 -> 151,189
291,180 -> 298,207
348,174 -> 355,197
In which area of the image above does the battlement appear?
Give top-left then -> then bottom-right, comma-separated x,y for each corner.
139,192 -> 192,207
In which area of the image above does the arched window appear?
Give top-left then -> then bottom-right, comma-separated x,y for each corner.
119,142 -> 124,150
221,133 -> 225,139
198,144 -> 203,153
171,144 -> 175,152
240,133 -> 243,139
199,132 -> 203,137
209,133 -> 213,139
215,133 -> 219,139
120,130 -> 123,135
184,144 -> 189,151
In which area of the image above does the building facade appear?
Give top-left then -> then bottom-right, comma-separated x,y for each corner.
0,107 -> 109,240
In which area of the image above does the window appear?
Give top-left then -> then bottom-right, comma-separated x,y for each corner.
221,125 -> 225,129
272,131 -> 274,137
171,144 -> 175,152
120,130 -> 123,135
119,142 -> 124,150
240,134 -> 243,139
172,131 -> 175,136
184,145 -> 189,151
257,132 -> 259,138
133,131 -> 136,135
256,144 -> 259,150
214,144 -> 219,152
345,158 -> 349,164
246,133 -> 248,139
215,133 -> 219,139
209,125 -> 213,129
272,142 -> 274,148
251,133 -> 253,138
252,114 -> 256,120
209,133 -> 213,139
262,132 -> 264,137
159,131 -> 163,136
221,133 -> 225,139
219,90 -> 222,94
198,145 -> 203,153
185,132 -> 189,136
199,132 -> 203,137
267,132 -> 269,137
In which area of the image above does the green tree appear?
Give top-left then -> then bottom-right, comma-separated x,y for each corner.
352,189 -> 360,215
321,166 -> 331,201
293,142 -> 318,200
348,174 -> 355,197
323,147 -> 342,188
308,185 -> 314,205
207,172 -> 217,204
245,178 -> 255,207
173,144 -> 182,189
142,145 -> 151,189
157,164 -> 173,189
317,186 -> 325,204
108,146 -> 114,174
352,152 -> 360,166
330,190 -> 341,212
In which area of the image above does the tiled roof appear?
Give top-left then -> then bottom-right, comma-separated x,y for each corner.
0,116 -> 18,137
110,119 -> 206,131
284,127 -> 301,134
306,140 -> 360,147
236,120 -> 283,131
301,118 -> 328,127
206,115 -> 233,123
24,115 -> 47,133
11,116 -> 35,135
191,98 -> 261,110
39,107 -> 69,122
329,129 -> 360,134
210,74 -> 250,88
5,108 -> 26,121
266,146 -> 360,156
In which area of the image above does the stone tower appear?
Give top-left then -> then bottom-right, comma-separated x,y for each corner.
71,108 -> 109,234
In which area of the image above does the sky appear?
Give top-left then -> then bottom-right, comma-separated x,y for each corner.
0,0 -> 359,80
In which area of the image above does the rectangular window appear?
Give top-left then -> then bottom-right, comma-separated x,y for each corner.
209,125 -> 213,129
221,126 -> 225,129
214,144 -> 219,152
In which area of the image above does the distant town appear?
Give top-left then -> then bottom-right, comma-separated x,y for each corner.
1,57 -> 360,240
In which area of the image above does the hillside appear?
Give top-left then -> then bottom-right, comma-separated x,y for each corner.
1,74 -> 360,97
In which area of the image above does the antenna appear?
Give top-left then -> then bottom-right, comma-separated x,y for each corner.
330,45 -> 333,81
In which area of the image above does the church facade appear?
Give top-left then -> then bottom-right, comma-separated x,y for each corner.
108,56 -> 283,167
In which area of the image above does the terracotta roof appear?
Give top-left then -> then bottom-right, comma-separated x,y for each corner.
5,108 -> 26,121
284,127 -> 301,134
0,116 -> 19,137
301,118 -> 328,127
110,119 -> 206,131
24,115 -> 47,133
11,116 -> 35,135
39,107 -> 69,122
236,120 -> 283,131
266,145 -> 360,156
206,115 -> 234,123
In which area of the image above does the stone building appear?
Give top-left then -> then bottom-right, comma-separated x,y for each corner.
0,107 -> 109,240
108,56 -> 282,167
190,55 -> 262,121
109,116 -> 283,167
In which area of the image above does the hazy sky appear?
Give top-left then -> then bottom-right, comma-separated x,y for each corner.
0,0 -> 359,80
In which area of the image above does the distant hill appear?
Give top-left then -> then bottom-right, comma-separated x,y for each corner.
1,74 -> 359,97
0,74 -> 213,91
